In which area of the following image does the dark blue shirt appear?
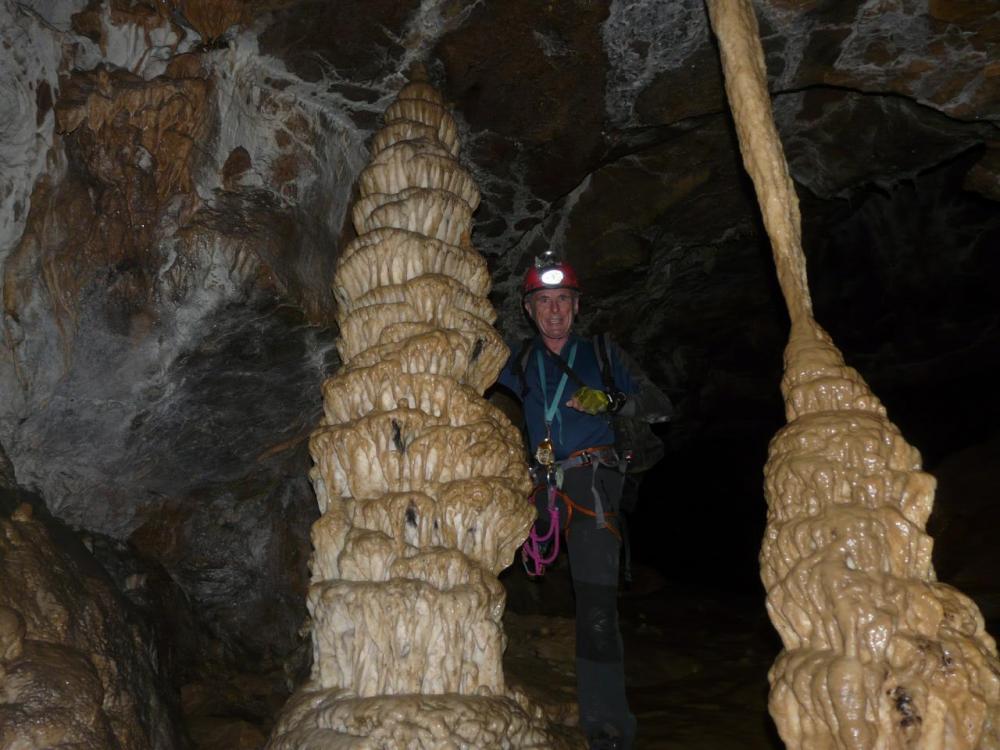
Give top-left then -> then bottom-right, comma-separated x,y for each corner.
497,334 -> 637,460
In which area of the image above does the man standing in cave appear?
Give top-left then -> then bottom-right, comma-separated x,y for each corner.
495,255 -> 671,750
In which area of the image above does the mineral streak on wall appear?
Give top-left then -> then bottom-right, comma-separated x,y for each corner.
267,76 -> 574,748
706,1 -> 1000,748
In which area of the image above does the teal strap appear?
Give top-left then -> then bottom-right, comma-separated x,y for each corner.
537,342 -> 578,427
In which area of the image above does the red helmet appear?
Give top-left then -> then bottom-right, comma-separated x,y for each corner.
522,258 -> 580,296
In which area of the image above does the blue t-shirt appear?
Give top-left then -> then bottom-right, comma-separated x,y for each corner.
496,334 -> 637,461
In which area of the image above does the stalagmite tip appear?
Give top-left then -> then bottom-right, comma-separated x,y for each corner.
407,62 -> 429,83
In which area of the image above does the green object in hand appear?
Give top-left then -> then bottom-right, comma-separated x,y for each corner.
573,386 -> 610,415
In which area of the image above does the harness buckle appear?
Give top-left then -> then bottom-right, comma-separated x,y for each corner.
568,445 -> 619,469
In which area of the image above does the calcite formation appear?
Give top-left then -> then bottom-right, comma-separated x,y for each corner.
268,76 -> 575,748
706,1 -> 1000,748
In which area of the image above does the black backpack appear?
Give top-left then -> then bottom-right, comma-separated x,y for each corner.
511,334 -> 671,475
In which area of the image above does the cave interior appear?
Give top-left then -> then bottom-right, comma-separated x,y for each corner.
0,1 -> 998,748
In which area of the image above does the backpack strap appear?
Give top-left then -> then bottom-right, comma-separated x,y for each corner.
592,332 -> 617,393
544,346 -> 588,390
594,333 -> 631,416
513,337 -> 535,398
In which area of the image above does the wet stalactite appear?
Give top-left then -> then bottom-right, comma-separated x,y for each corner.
706,1 -> 1000,748
267,75 -> 579,748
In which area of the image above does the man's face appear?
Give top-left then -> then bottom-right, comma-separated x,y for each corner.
525,288 -> 579,342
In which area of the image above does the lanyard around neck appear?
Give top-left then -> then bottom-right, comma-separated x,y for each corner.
537,342 -> 577,425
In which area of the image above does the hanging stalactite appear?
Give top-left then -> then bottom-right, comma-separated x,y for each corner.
705,1 -> 1000,748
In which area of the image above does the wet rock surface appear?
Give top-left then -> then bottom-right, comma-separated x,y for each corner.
0,487 -> 186,750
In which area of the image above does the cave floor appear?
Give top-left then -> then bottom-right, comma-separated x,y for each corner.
186,563 -> 787,749
187,559 -> 1000,749
504,565 -> 784,750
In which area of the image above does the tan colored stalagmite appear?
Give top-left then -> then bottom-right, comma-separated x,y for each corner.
705,1 -> 1000,748
268,74 -> 577,748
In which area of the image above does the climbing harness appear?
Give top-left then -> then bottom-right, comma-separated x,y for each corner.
556,444 -> 620,530
521,445 -> 623,577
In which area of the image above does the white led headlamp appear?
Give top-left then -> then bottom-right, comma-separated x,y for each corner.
535,251 -> 564,287
539,267 -> 565,286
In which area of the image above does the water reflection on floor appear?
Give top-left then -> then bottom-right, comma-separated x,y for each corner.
503,562 -> 785,749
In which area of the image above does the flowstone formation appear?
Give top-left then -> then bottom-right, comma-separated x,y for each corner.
706,2 -> 1000,748
268,77 -> 576,748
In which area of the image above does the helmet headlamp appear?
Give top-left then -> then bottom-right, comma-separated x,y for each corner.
539,268 -> 564,286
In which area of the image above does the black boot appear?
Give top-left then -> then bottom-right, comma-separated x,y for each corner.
588,726 -> 623,750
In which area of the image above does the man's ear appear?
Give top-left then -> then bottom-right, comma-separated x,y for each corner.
523,298 -> 533,319
572,294 -> 580,314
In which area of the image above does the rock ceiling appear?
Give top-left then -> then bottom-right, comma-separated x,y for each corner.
0,0 -> 998,744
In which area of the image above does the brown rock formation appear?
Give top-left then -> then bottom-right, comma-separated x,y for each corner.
165,0 -> 247,43
1,11 -> 341,726
3,62 -> 210,364
267,76 -> 579,748
706,1 -> 1000,747
0,498 -> 183,749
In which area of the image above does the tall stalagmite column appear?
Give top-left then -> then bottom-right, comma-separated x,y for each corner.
268,75 -> 576,748
705,1 -> 1000,748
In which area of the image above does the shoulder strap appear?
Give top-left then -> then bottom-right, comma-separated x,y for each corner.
513,338 -> 534,397
593,333 -> 617,392
545,345 -> 587,390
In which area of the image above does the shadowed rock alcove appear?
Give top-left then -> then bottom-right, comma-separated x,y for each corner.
1,1 -> 997,748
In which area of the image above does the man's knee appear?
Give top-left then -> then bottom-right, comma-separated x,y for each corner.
575,581 -> 622,662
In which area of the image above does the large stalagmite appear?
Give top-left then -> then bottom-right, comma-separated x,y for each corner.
705,2 -> 1000,748
268,76 -> 576,748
